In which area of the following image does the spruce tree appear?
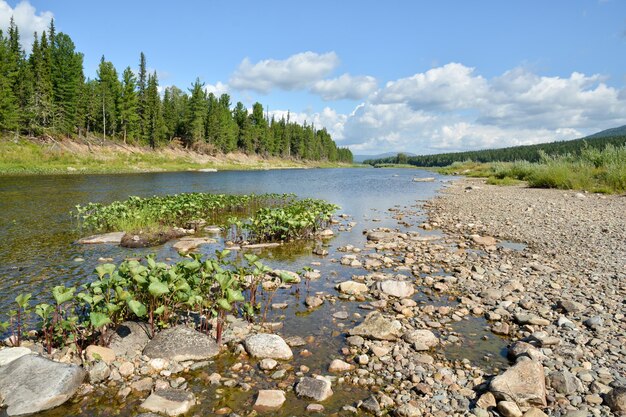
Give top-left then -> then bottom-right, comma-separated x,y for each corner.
119,67 -> 139,143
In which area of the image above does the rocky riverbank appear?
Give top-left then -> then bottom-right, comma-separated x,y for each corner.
1,177 -> 625,417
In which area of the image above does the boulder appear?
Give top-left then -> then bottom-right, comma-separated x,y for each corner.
377,280 -> 415,298
295,376 -> 333,401
402,329 -> 439,351
0,355 -> 86,416
336,280 -> 368,295
394,403 -> 422,417
0,347 -> 33,367
253,390 -> 286,411
349,311 -> 403,341
548,371 -> 583,395
490,360 -> 546,409
366,231 -> 394,242
244,334 -> 293,360
88,361 -> 111,384
77,231 -> 125,244
139,389 -> 196,416
497,401 -> 523,417
143,325 -> 220,361
107,321 -> 151,357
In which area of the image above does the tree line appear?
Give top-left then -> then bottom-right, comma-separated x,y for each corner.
364,135 -> 626,167
0,19 -> 353,163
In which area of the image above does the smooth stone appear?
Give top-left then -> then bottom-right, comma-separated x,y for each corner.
471,234 -> 497,246
549,371 -> 583,395
253,390 -> 286,411
498,401 -> 523,417
259,358 -> 278,370
139,389 -> 196,416
394,403 -> 422,417
244,334 -> 293,360
523,408 -> 549,417
143,325 -> 219,361
0,347 -> 34,367
88,361 -> 111,383
336,280 -> 368,295
85,345 -> 116,364
329,359 -> 354,372
0,355 -> 86,416
295,376 -> 333,401
172,237 -> 215,253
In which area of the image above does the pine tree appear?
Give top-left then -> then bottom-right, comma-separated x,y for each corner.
96,56 -> 120,139
186,78 -> 206,146
118,67 -> 139,143
0,29 -> 18,131
29,32 -> 54,132
137,52 -> 147,142
145,72 -> 164,148
51,33 -> 84,135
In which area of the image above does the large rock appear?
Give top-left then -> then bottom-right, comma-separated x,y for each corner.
471,234 -> 497,246
548,371 -> 583,395
329,359 -> 354,373
403,329 -> 439,351
605,387 -> 626,415
366,231 -> 395,242
107,321 -> 151,357
0,355 -> 86,416
295,376 -> 333,401
253,390 -> 286,411
244,334 -> 293,360
349,311 -> 403,341
490,360 -> 546,410
394,403 -> 422,417
143,325 -> 220,361
139,389 -> 196,416
377,280 -> 415,298
77,231 -> 125,244
0,347 -> 33,367
336,280 -> 368,295
85,345 -> 116,364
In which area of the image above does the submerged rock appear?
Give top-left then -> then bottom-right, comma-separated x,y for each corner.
0,355 -> 86,416
336,280 -> 368,295
403,329 -> 439,351
172,237 -> 215,253
244,334 -> 293,360
143,325 -> 220,361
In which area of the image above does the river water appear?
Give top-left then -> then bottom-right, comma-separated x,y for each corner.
0,168 -> 508,416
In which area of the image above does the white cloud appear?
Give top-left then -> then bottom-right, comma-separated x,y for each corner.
373,63 -> 489,111
230,51 -> 339,93
205,81 -> 229,97
310,74 -> 378,100
305,63 -> 626,155
0,0 -> 53,51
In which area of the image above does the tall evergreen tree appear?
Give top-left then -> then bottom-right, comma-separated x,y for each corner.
0,29 -> 18,131
145,71 -> 164,148
96,56 -> 120,139
118,66 -> 139,143
186,78 -> 206,146
51,33 -> 84,135
137,52 -> 147,142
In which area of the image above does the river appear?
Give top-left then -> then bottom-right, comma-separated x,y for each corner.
0,168 -> 507,416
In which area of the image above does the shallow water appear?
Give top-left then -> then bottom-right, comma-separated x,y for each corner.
0,168 -> 508,416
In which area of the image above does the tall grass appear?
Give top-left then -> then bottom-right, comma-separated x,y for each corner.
440,144 -> 626,194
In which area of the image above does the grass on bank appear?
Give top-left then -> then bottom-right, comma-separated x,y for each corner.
437,144 -> 626,194
0,136 -> 353,175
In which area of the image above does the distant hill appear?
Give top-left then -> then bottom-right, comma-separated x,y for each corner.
584,125 -> 626,139
353,152 -> 416,163
363,126 -> 626,167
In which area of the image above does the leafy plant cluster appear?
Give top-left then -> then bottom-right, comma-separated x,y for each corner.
0,19 -> 352,163
229,198 -> 339,243
73,192 -> 293,233
0,252 -> 297,353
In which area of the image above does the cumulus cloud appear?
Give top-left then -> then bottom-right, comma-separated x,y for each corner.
205,81 -> 229,97
0,0 -> 53,51
373,63 -> 488,111
230,51 -> 339,93
316,63 -> 626,154
310,74 -> 378,100
269,107 -> 347,141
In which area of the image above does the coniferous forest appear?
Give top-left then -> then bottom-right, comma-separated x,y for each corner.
0,19 -> 353,163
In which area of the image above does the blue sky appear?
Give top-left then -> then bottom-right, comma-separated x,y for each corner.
2,0 -> 625,154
